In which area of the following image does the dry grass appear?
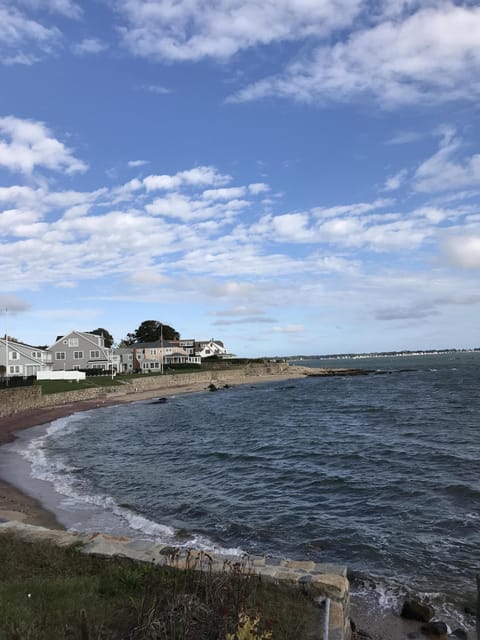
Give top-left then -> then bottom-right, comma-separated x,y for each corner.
0,533 -> 321,640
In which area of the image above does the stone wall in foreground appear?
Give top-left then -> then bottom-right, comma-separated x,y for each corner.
0,363 -> 293,418
0,520 -> 351,640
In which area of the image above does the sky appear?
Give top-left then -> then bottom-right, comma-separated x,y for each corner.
1,0 -> 480,357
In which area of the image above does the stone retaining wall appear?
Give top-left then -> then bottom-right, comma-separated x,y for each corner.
0,520 -> 351,640
0,363 -> 292,418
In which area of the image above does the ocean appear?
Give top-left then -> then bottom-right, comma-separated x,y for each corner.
1,352 -> 479,636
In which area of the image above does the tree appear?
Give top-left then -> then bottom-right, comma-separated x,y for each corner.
122,321 -> 180,345
90,327 -> 114,348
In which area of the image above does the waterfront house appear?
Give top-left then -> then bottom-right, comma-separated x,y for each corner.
48,331 -> 114,372
0,338 -> 53,377
130,340 -> 201,373
194,339 -> 228,358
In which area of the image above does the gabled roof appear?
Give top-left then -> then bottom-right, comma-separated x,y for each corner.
48,330 -> 106,350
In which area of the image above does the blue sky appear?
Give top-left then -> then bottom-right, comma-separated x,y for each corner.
1,0 -> 480,356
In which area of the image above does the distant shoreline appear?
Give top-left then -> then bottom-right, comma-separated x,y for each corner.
289,348 -> 480,360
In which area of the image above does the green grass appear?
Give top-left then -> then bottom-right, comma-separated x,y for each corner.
0,534 -> 321,640
36,376 -> 123,395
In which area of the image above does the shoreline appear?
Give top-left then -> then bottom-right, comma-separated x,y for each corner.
1,369 -> 476,640
0,370 -> 306,528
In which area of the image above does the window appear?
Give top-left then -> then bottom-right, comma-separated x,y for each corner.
9,365 -> 21,374
31,351 -> 41,358
55,352 -> 66,360
90,350 -> 100,359
9,351 -> 18,360
68,338 -> 79,347
72,365 -> 80,370
73,351 -> 84,360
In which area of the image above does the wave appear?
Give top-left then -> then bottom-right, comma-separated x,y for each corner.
350,571 -> 476,635
15,413 -> 243,557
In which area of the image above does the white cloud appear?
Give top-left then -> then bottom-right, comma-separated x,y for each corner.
443,235 -> 480,269
71,38 -> 108,55
230,4 -> 480,106
139,84 -> 172,95
146,193 -> 249,221
0,115 -> 88,176
271,212 -> 313,242
271,324 -> 304,334
202,186 -> 246,200
117,0 -> 362,61
144,166 -> 231,191
313,198 -> 393,219
0,294 -> 31,313
128,159 -> 149,167
0,3 -> 60,64
18,0 -> 82,19
248,182 -> 269,195
382,169 -> 408,192
414,127 -> 480,193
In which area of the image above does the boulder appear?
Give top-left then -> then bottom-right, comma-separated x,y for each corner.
420,621 -> 448,639
451,629 -> 467,640
208,383 -> 218,392
401,599 -> 435,622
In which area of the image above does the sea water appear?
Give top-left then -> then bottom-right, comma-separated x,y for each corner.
1,352 -> 479,634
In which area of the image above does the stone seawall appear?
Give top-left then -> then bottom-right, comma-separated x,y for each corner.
0,363 -> 293,418
0,520 -> 351,640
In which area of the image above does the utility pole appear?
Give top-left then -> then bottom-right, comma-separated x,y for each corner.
160,324 -> 164,375
3,308 -> 8,385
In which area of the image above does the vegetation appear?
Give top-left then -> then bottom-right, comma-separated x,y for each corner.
0,533 -> 320,640
122,321 -> 180,346
90,328 -> 115,348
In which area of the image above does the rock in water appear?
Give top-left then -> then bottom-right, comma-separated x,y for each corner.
401,599 -> 435,622
420,621 -> 448,639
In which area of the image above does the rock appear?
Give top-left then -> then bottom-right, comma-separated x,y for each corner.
451,629 -> 467,640
150,397 -> 167,404
401,599 -> 435,622
420,621 -> 448,638
208,383 -> 218,391
463,606 -> 475,616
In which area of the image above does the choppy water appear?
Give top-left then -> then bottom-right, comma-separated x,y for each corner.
3,352 -> 480,634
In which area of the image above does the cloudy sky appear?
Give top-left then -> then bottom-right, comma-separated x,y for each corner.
1,0 -> 480,356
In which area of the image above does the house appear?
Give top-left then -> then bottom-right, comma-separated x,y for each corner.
0,338 -> 52,377
114,347 -> 135,373
48,331 -> 114,372
129,340 -> 201,373
194,339 -> 228,359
